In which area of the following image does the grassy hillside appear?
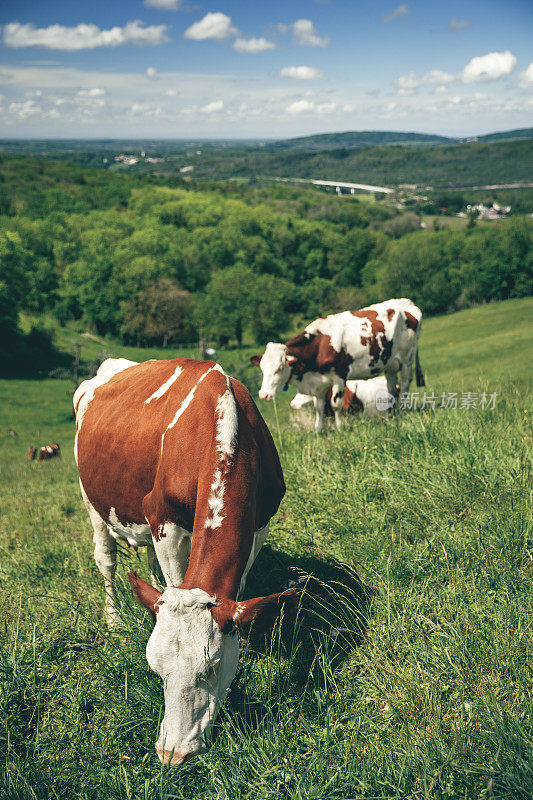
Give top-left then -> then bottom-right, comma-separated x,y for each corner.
0,298 -> 531,799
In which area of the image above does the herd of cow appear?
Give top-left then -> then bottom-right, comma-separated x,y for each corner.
250,297 -> 424,431
67,297 -> 424,766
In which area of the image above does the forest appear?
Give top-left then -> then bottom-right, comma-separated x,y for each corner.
1,154 -> 532,376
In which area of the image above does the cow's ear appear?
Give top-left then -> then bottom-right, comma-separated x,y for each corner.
211,590 -> 300,637
128,571 -> 162,618
250,355 -> 261,367
287,355 -> 298,364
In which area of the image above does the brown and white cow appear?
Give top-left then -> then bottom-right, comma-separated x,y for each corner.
251,298 -> 424,433
27,443 -> 61,460
74,357 -> 296,766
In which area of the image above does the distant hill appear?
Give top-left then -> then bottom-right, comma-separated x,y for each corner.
272,128 -> 533,151
188,138 -> 533,189
474,128 -> 533,143
271,130 -> 455,150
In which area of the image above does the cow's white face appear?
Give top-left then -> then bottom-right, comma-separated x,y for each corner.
146,587 -> 239,766
290,393 -> 313,410
256,343 -> 292,400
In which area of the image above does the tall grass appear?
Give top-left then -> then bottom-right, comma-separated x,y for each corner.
0,302 -> 531,798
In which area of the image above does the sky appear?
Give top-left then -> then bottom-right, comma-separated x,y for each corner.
0,0 -> 531,139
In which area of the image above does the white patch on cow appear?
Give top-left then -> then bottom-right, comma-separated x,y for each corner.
152,523 -> 192,587
206,468 -> 226,530
146,586 -> 239,762
160,363 -> 225,454
346,376 -> 389,414
108,507 -> 152,548
214,389 -> 237,459
204,385 -> 238,531
144,364 -> 184,404
74,358 -> 138,465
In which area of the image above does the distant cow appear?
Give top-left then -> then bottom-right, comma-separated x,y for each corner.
291,376 -> 395,417
28,443 -> 61,461
74,357 -> 296,766
251,298 -> 424,432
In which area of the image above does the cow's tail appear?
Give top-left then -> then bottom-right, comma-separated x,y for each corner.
415,345 -> 425,387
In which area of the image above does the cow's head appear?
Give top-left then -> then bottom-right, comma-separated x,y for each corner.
250,343 -> 296,401
290,393 -> 313,411
128,573 -> 298,766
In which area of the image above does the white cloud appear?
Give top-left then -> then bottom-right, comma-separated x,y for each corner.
286,98 -> 315,113
77,87 -> 106,96
200,99 -> 224,113
184,13 -> 237,41
381,4 -> 409,23
292,19 -> 329,47
8,99 -> 40,118
519,63 -> 533,87
447,18 -> 470,33
279,65 -> 323,80
146,66 -> 158,79
144,0 -> 182,8
165,88 -> 178,96
2,20 -> 169,50
233,37 -> 275,53
317,101 -> 336,113
461,50 -> 516,82
397,68 -> 454,90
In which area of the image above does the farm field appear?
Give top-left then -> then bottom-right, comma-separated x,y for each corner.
0,298 -> 532,799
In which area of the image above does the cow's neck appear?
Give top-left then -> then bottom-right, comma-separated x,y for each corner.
179,450 -> 256,601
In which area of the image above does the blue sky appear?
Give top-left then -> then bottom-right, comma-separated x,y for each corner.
0,0 -> 531,138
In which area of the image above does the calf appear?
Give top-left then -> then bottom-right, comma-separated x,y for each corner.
74,358 -> 296,766
252,298 -> 424,432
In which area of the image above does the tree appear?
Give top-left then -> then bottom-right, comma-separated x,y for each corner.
200,265 -> 255,346
121,277 -> 195,347
248,274 -> 295,344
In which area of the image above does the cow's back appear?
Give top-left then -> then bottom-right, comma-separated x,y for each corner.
75,358 -> 285,536
76,359 -> 221,529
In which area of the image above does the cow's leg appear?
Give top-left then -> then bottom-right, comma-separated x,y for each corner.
150,523 -> 192,588
313,395 -> 326,434
385,368 -> 400,412
400,360 -> 413,396
146,541 -> 163,589
80,483 -> 118,626
239,523 -> 269,596
330,382 -> 345,430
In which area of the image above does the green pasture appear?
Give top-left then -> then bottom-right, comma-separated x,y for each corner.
0,298 -> 531,799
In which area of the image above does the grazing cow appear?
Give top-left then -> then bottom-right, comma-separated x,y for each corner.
74,357 -> 296,766
251,298 -> 424,433
28,443 -> 61,460
37,443 -> 61,460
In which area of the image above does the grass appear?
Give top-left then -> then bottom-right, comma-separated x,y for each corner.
0,298 -> 532,799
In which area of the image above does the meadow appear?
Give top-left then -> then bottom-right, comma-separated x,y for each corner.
0,298 -> 532,799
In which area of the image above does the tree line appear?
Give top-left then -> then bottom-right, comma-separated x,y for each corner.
1,156 -> 531,374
